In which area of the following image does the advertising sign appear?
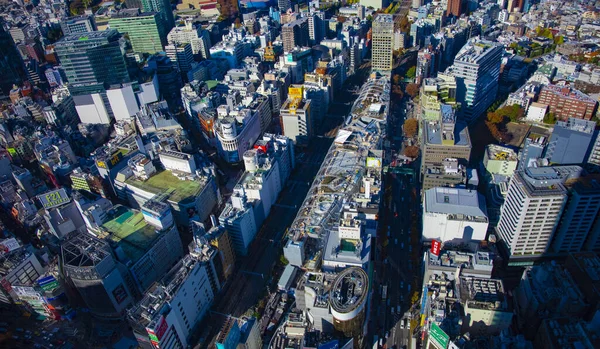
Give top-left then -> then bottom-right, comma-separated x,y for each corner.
112,284 -> 128,304
431,240 -> 441,256
0,238 -> 21,254
366,157 -> 382,168
288,87 -> 303,99
37,188 -> 70,209
155,316 -> 168,341
430,323 -> 449,349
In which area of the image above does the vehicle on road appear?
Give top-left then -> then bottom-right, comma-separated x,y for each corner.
373,335 -> 379,349
401,243 -> 404,249
400,281 -> 404,289
382,285 -> 388,300
395,238 -> 398,245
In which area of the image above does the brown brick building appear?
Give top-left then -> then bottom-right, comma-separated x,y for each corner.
537,85 -> 598,121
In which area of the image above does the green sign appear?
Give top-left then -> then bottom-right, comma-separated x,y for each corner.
40,280 -> 59,292
430,323 -> 449,349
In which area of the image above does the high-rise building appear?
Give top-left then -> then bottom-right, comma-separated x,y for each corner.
109,10 -> 167,55
421,105 -> 472,177
165,43 -> 194,75
281,18 -> 309,53
549,176 -> 600,254
545,118 -> 595,165
308,13 -> 326,45
587,131 -> 600,171
446,0 -> 464,17
446,38 -> 502,123
371,14 -> 394,71
60,16 -> 96,35
167,21 -> 211,59
278,0 -> 292,12
54,30 -> 130,90
0,21 -> 25,96
496,168 -> 569,262
280,87 -> 313,144
140,0 -> 175,31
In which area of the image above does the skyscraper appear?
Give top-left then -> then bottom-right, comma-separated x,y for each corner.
371,14 -> 394,71
446,0 -> 463,17
281,18 -> 309,53
141,0 -> 174,32
165,43 -> 194,76
446,38 -> 502,123
308,12 -> 326,45
496,168 -> 569,261
0,21 -> 25,96
109,10 -> 167,54
54,30 -> 130,91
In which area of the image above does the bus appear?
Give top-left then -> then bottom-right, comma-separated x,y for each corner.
381,285 -> 388,300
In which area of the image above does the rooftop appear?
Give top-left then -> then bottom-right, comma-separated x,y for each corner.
98,205 -> 160,264
425,187 -> 488,219
486,144 -> 518,161
125,170 -> 207,204
541,318 -> 600,349
329,267 -> 368,314
541,84 -> 597,104
61,232 -> 112,268
425,120 -> 471,146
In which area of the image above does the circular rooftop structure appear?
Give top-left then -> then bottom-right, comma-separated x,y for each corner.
329,267 -> 369,321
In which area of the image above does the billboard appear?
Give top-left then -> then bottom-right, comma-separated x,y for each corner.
38,275 -> 60,292
288,87 -> 303,99
430,240 -> 441,256
0,238 -> 21,254
366,157 -> 382,168
430,323 -> 449,349
37,188 -> 70,209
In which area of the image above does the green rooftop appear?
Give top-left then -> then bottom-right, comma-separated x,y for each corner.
205,80 -> 219,90
100,205 -> 159,264
126,170 -> 204,204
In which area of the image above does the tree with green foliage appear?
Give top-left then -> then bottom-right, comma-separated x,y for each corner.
543,112 -> 557,124
406,66 -> 416,79
279,255 -> 289,266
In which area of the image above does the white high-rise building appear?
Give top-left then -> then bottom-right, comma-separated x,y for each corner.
445,38 -> 503,123
496,168 -> 568,260
371,14 -> 394,71
167,20 -> 212,59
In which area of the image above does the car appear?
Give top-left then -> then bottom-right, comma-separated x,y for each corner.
397,305 -> 401,314
409,246 -> 412,252
400,281 -> 404,289
400,321 -> 404,329
24,334 -> 32,339
395,238 -> 398,245
386,331 -> 390,338
16,328 -> 24,332
401,243 -> 404,249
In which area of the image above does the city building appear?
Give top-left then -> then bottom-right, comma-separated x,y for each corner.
545,118 -> 595,165
218,194 -> 259,256
0,22 -> 25,96
359,0 -> 389,10
421,106 -> 472,178
483,144 -> 518,176
371,14 -> 394,72
281,18 -> 309,53
61,232 -> 135,319
140,0 -> 175,31
89,205 -> 184,294
550,176 -> 600,254
109,10 -> 167,55
514,262 -> 589,338
422,158 -> 468,191
128,253 -> 218,348
446,0 -> 464,17
54,30 -> 130,91
564,252 -> 600,318
446,39 -> 502,123
280,88 -> 313,144
114,153 -> 219,225
60,16 -> 96,35
329,267 -> 369,338
167,20 -> 212,58
535,318 -> 600,349
0,244 -> 45,306
587,131 -> 600,171
216,317 -> 241,349
496,168 -> 570,263
165,43 -> 195,76
537,85 -> 598,121
460,277 -> 513,335
423,187 -> 489,242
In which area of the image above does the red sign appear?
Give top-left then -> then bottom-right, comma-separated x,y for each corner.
155,316 -> 168,340
430,240 -> 441,256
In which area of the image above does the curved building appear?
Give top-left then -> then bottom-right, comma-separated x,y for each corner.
329,267 -> 369,338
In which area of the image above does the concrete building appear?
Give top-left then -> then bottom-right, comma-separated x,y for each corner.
515,262 -> 589,338
91,205 -> 184,294
535,318 -> 600,349
218,196 -> 258,256
446,39 -> 502,123
61,16 -> 96,35
564,252 -> 600,318
359,0 -> 389,10
546,118 -> 595,165
322,209 -> 371,271
214,104 -> 261,164
0,245 -> 45,306
329,268 -> 369,338
550,176 -> 600,254
281,18 -> 309,53
421,106 -> 472,178
165,43 -> 194,75
446,0 -> 463,17
159,150 -> 197,174
537,85 -> 597,121
128,253 -> 218,349
371,14 -> 394,72
140,0 -> 175,31
280,93 -> 313,144
106,83 -> 140,121
525,102 -> 547,123
114,157 -> 219,226
109,10 -> 166,55
496,168 -> 569,262
73,93 -> 112,124
62,232 -> 135,319
422,158 -> 468,191
483,144 -> 518,176
423,187 -> 489,242
460,277 -> 513,335
167,21 -> 211,58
